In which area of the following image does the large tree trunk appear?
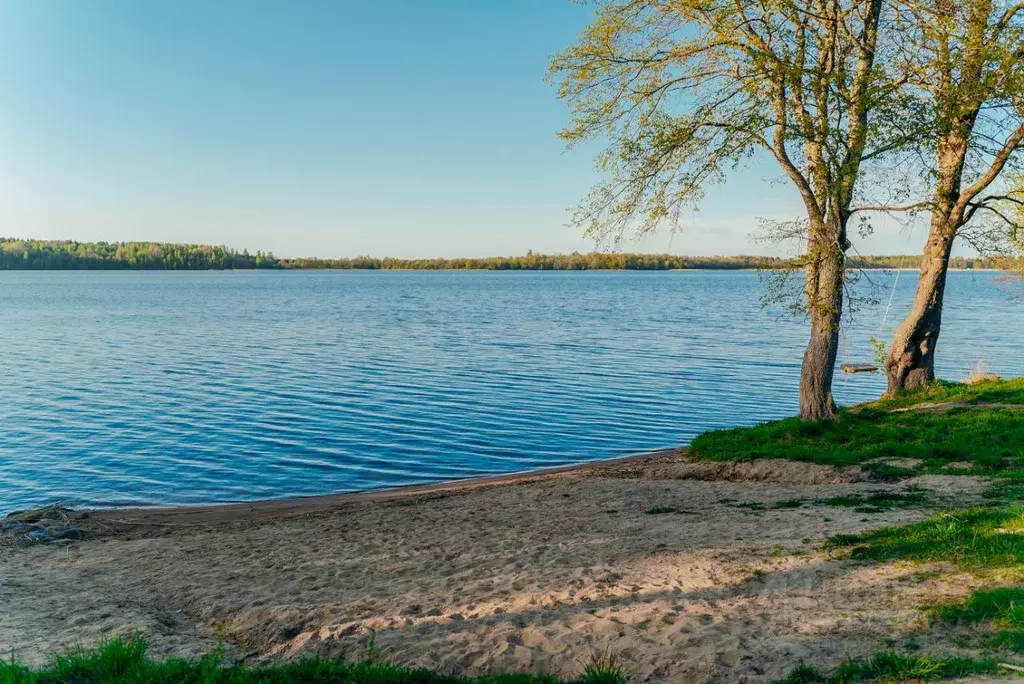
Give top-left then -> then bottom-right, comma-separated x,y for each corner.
883,218 -> 955,394
799,231 -> 845,421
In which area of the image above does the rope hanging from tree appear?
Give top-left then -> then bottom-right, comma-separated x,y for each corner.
840,254 -> 911,375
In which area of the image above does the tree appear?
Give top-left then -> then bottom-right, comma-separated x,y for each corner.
879,0 -> 1024,393
550,0 -> 899,420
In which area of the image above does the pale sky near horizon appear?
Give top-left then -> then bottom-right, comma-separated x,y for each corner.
0,1 -> 943,259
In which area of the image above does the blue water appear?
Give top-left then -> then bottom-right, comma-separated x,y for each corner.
1,269 -> 1021,510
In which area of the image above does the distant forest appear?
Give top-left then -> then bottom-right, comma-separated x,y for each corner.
0,238 -> 1012,271
0,239 -> 276,270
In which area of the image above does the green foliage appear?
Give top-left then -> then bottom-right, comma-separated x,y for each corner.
690,379 -> 1024,472
279,252 -> 786,271
0,238 -> 275,270
774,651 -> 1000,683
643,505 -> 678,515
281,253 -> 996,271
868,335 -> 888,367
0,636 -> 626,684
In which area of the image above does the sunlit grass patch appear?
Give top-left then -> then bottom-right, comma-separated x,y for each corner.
826,507 -> 1024,569
0,636 -> 627,684
932,587 -> 1024,628
691,380 -> 1024,473
931,588 -> 1024,656
869,378 -> 1024,411
774,650 -> 1001,683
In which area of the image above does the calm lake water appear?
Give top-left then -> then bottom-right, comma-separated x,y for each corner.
1,269 -> 1021,510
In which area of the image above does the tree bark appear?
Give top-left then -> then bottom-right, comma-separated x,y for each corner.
883,219 -> 955,393
884,135 -> 965,396
799,226 -> 845,421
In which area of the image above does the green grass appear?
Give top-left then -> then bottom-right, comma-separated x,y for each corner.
869,378 -> 1024,411
930,588 -> 1024,656
774,650 -> 1000,683
823,502 -> 1024,663
690,380 -> 1024,474
983,469 -> 1024,503
826,507 -> 1024,570
698,379 -> 1024,680
932,587 -> 1024,628
817,490 -> 929,513
827,509 -> 1024,656
0,637 -> 627,684
643,505 -> 678,515
980,629 -> 1024,654
732,490 -> 928,514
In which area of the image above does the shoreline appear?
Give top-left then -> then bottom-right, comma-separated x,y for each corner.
77,448 -> 679,533
0,267 -> 1010,273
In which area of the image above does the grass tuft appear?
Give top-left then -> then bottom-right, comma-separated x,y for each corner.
735,490 -> 928,514
825,507 -> 1024,570
818,490 -> 929,513
0,636 -> 627,684
775,662 -> 825,683
774,651 -> 1000,683
980,629 -> 1024,654
580,653 -> 626,684
643,506 -> 678,515
932,587 -> 1024,628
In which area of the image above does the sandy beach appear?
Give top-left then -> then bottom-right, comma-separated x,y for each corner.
0,451 -> 992,682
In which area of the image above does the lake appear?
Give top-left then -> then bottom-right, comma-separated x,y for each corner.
1,269 -> 1020,510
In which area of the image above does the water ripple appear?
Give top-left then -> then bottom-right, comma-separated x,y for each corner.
0,269 -> 1021,510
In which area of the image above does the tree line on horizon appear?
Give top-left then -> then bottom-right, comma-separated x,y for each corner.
0,239 -> 1012,271
0,239 -> 275,270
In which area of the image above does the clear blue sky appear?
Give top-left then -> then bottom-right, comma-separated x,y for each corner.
0,1 -> 934,258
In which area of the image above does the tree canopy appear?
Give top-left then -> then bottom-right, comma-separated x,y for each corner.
881,0 -> 1024,393
551,0 -> 906,419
